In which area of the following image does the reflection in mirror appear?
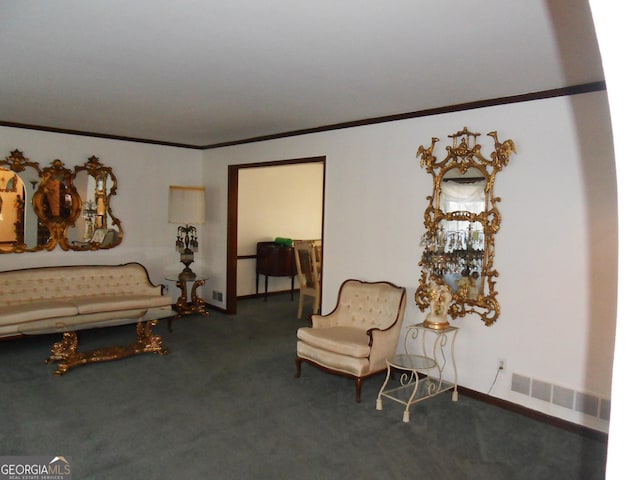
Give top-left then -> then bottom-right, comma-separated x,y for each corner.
32,159 -> 81,250
69,156 -> 122,250
0,150 -> 44,253
415,127 -> 516,326
439,168 -> 486,299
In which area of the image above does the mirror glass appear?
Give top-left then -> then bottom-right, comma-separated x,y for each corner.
440,167 -> 486,299
32,159 -> 82,249
39,176 -> 75,220
0,167 -> 22,250
0,151 -> 46,253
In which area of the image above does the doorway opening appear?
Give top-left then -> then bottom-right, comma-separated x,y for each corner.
226,156 -> 326,314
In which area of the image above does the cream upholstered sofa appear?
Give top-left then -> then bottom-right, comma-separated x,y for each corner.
0,262 -> 173,338
295,279 -> 407,402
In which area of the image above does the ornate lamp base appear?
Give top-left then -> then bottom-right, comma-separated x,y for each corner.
178,266 -> 196,281
178,248 -> 196,280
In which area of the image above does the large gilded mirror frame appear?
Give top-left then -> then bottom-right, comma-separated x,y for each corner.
0,150 -> 123,253
415,127 -> 516,326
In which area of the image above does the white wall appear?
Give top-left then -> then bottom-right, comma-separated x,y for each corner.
0,126 -> 203,303
202,91 -> 616,431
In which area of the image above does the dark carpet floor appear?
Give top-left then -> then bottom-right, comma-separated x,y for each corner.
0,293 -> 607,479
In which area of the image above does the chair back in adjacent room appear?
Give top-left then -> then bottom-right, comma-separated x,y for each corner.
293,239 -> 322,319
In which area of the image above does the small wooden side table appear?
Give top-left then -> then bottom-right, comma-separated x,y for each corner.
255,241 -> 296,301
165,275 -> 210,331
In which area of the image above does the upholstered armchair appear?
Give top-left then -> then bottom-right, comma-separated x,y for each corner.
295,279 -> 407,402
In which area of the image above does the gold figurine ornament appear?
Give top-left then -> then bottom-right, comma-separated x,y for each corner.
423,275 -> 453,329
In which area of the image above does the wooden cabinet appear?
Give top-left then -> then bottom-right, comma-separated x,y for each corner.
256,241 -> 296,300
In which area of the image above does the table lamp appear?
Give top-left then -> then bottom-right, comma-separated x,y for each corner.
168,185 -> 205,280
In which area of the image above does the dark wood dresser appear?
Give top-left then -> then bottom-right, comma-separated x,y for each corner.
256,241 -> 296,300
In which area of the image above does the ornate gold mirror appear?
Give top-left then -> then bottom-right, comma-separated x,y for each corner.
415,127 -> 516,326
0,150 -> 123,253
68,156 -> 123,250
0,150 -> 46,253
32,159 -> 82,250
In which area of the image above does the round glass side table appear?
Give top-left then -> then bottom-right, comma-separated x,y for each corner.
165,274 -> 210,331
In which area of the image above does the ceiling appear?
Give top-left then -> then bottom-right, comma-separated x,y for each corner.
0,1 -> 604,148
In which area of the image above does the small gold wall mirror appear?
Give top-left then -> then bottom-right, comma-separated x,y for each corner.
68,156 -> 123,250
415,127 -> 516,326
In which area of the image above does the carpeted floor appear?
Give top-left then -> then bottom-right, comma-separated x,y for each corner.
0,293 -> 607,479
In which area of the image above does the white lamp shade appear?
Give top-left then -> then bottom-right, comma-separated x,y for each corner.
169,186 -> 205,225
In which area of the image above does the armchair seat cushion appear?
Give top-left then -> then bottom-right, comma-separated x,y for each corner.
297,326 -> 371,358
297,340 -> 369,377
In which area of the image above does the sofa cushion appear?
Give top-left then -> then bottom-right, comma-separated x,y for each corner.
72,294 -> 173,314
0,301 -> 78,325
297,326 -> 371,358
15,307 -> 174,335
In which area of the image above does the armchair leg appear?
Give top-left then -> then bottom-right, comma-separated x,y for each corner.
297,296 -> 304,320
295,356 -> 364,403
295,357 -> 302,378
355,377 -> 362,403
